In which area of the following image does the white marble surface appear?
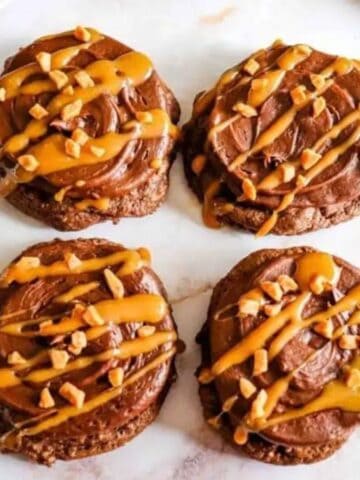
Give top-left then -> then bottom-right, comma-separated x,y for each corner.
0,0 -> 359,478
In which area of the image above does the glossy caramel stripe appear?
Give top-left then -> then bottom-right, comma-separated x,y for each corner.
16,109 -> 177,182
75,198 -> 110,212
229,56 -> 352,172
261,356 -> 360,430
1,347 -> 176,444
54,281 -> 100,303
0,293 -> 167,337
25,331 -> 177,384
0,30 -> 103,99
199,292 -> 311,383
257,123 -> 360,236
3,50 -> 154,156
257,107 -> 360,191
0,248 -> 147,286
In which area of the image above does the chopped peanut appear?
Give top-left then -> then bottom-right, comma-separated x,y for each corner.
290,85 -> 308,105
74,26 -> 91,42
279,163 -> 295,183
243,58 -> 260,75
339,335 -> 358,350
61,99 -> 83,121
64,252 -> 82,271
242,178 -> 257,201
83,305 -> 105,326
313,96 -> 326,118
232,102 -> 258,117
253,349 -> 268,376
76,180 -> 86,187
108,367 -> 124,387
222,395 -> 238,412
296,174 -> 309,187
150,158 -> 162,169
314,320 -> 333,339
345,368 -> 360,389
137,325 -> 156,337
296,44 -> 312,55
72,128 -> 89,146
36,52 -> 51,72
16,256 -> 40,270
263,302 -> 282,317
71,330 -> 87,352
74,70 -> 95,88
62,85 -> 74,96
18,154 -> 39,172
239,377 -> 257,399
260,281 -> 283,302
0,87 -> 6,101
49,70 -> 69,90
239,298 -> 259,316
39,387 -> 55,409
300,148 -> 321,170
59,382 -> 85,408
50,349 -> 70,369
272,38 -> 284,47
250,389 -> 268,421
7,351 -> 26,365
29,103 -> 48,120
104,268 -> 124,299
278,274 -> 298,293
89,145 -> 105,158
309,274 -> 327,295
310,73 -> 326,90
233,425 -> 248,445
65,138 -> 81,158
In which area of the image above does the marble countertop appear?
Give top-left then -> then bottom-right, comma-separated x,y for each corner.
0,0 -> 359,478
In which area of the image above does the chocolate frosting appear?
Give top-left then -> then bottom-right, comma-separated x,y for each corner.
0,239 -> 176,446
204,248 -> 360,448
183,43 -> 360,233
0,30 -> 180,203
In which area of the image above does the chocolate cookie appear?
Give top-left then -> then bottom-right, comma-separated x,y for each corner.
0,238 -> 179,465
183,41 -> 360,235
197,247 -> 360,464
0,27 -> 180,231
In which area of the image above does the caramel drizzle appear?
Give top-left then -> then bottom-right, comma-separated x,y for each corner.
0,28 -> 179,193
199,252 -> 360,435
54,281 -> 100,303
0,247 -> 148,287
0,245 -> 178,444
198,44 -> 359,234
0,293 -> 167,338
75,197 -> 110,212
2,346 -> 176,445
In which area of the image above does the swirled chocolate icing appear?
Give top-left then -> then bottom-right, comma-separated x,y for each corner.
183,41 -> 360,235
0,238 -> 178,464
197,247 -> 360,464
0,27 -> 180,230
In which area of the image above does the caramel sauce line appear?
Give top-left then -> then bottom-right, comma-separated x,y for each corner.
257,107 -> 360,191
1,346 -> 176,444
229,77 -> 334,171
201,252 -> 360,438
17,109 -> 178,181
0,248 -> 146,286
23,331 -> 177,385
3,50 -> 154,156
0,293 -> 167,337
75,198 -> 110,212
202,179 -> 222,229
256,123 -> 360,236
54,281 -> 100,303
199,292 -> 311,382
261,356 -> 360,430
